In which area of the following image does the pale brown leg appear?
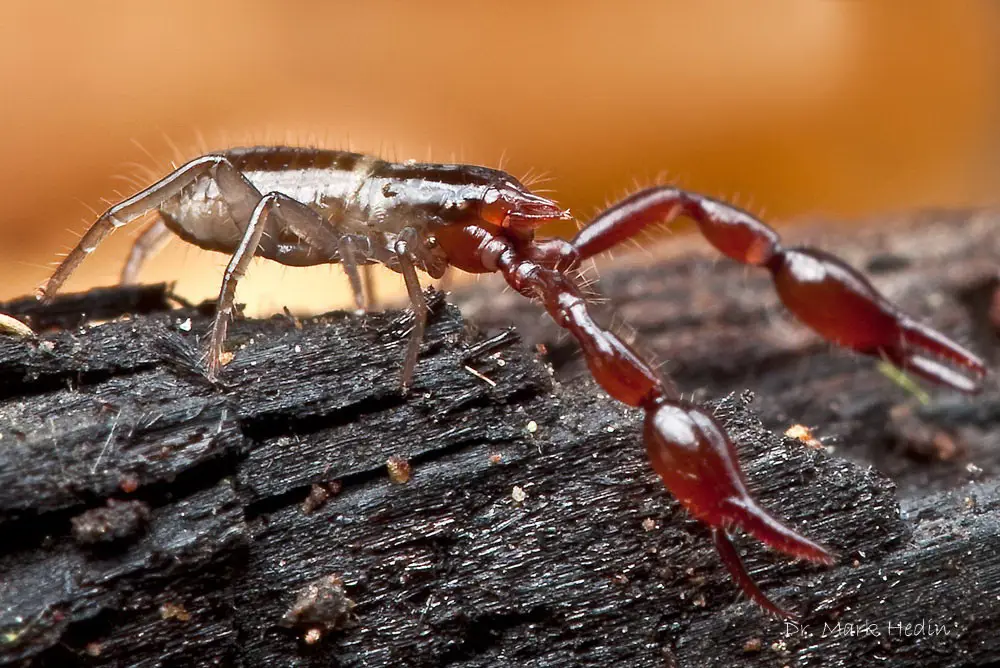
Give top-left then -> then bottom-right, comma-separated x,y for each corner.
206,192 -> 331,378
339,235 -> 371,311
393,228 -> 428,392
40,154 -> 259,300
120,218 -> 172,285
361,264 -> 377,311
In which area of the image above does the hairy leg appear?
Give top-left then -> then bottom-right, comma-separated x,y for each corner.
39,155 -> 260,300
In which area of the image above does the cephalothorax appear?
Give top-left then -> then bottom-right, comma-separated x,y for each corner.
39,146 -> 986,617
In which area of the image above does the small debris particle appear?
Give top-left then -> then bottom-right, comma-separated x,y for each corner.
387,456 -> 412,484
888,404 -> 961,461
302,483 -> 333,514
71,498 -> 151,545
692,593 -> 706,607
303,628 -> 323,644
39,340 -> 55,352
294,344 -> 302,353
119,475 -> 140,494
495,357 -> 506,367
770,639 -> 787,652
526,420 -> 538,434
966,462 -> 983,477
177,317 -> 192,332
641,518 -> 657,532
488,453 -> 503,465
743,638 -> 762,652
611,573 -> 629,586
964,496 -> 977,510
218,351 -> 235,367
0,314 -> 34,339
784,424 -> 822,449
159,602 -> 190,622
85,642 -> 103,657
463,364 -> 497,387
280,574 -> 357,635
512,485 -> 527,503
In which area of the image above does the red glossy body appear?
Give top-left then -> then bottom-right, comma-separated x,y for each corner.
433,184 -> 985,617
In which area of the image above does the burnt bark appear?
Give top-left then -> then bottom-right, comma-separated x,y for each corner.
1,210 -> 998,667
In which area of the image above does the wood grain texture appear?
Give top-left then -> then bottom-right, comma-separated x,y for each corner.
1,210 -> 998,667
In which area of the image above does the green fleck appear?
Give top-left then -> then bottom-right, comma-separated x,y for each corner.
877,360 -> 931,405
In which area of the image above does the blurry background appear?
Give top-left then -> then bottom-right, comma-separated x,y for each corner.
1,1 -> 998,315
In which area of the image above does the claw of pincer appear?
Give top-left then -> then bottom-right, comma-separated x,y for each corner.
644,398 -> 833,617
768,247 -> 986,395
889,318 -> 987,395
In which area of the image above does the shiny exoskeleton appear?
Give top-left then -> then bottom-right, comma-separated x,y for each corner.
38,147 -> 986,617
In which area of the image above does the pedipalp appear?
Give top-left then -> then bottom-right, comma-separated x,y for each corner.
566,187 -> 985,394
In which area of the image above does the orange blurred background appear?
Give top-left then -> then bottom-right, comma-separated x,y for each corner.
1,2 -> 998,314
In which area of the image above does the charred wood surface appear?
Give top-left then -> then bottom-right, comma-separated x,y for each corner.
0,210 -> 998,667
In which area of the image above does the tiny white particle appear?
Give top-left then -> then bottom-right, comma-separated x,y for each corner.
178,318 -> 192,332
526,420 -> 538,433
294,345 -> 301,353
512,485 -> 527,503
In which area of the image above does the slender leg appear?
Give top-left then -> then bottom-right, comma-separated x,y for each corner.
206,191 -> 326,378
272,203 -> 341,258
120,218 -> 172,285
393,228 -> 429,392
261,211 -> 372,312
564,187 -> 985,393
339,235 -> 371,311
361,264 -> 378,310
40,154 -> 259,300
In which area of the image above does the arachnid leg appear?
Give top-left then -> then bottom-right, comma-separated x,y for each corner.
339,235 -> 371,312
206,191 -> 329,378
207,193 -> 276,379
568,187 -> 985,393
361,264 -> 378,311
120,218 -> 172,285
394,228 -> 429,392
38,154 -> 259,300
